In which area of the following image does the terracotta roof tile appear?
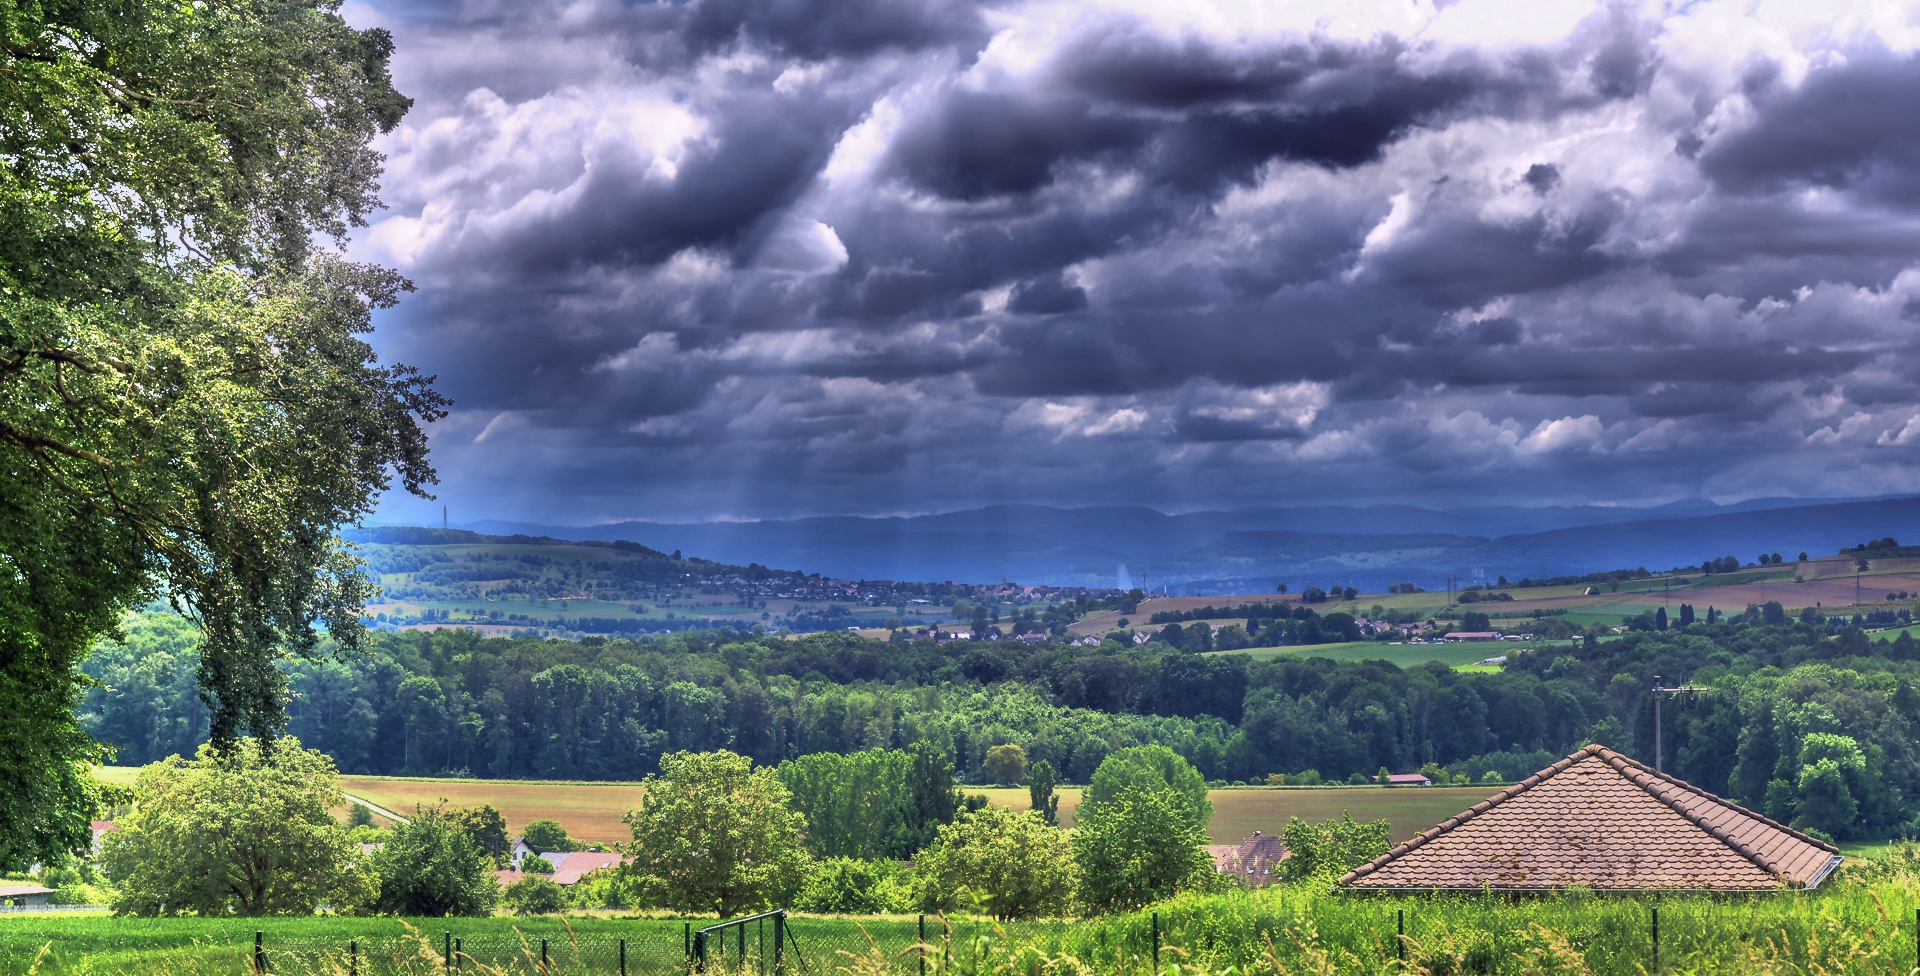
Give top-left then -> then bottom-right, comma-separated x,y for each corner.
1338,744 -> 1842,892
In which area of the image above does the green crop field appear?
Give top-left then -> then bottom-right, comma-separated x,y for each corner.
1204,640 -> 1533,669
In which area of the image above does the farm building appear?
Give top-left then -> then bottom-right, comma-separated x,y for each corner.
1384,773 -> 1432,786
0,885 -> 56,908
496,851 -> 627,887
1340,744 -> 1843,893
1204,831 -> 1289,887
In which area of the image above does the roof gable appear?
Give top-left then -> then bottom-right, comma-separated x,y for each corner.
1340,744 -> 1842,892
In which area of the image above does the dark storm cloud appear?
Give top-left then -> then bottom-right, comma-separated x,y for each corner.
1700,50 -> 1920,206
359,0 -> 1920,523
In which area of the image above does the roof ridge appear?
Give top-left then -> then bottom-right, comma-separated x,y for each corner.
1591,748 -> 1828,885
1338,744 -> 1603,884
1597,741 -> 1835,849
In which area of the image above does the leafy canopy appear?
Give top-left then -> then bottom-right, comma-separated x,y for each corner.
97,736 -> 373,916
370,806 -> 501,917
1083,744 -> 1212,830
623,749 -> 812,917
1073,785 -> 1219,913
0,0 -> 442,867
914,806 -> 1075,921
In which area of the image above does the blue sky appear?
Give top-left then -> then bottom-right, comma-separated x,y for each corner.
345,0 -> 1920,525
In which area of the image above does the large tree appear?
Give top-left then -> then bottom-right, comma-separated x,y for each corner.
1072,786 -> 1216,913
623,750 -> 812,917
370,807 -> 500,917
1083,745 -> 1212,830
914,806 -> 1075,921
98,736 -> 374,915
0,0 -> 442,869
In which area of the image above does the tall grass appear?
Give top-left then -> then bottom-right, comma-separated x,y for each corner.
9,880 -> 1920,974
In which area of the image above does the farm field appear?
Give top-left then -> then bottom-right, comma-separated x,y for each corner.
969,785 -> 1497,845
1205,640 -> 1530,668
95,764 -> 1499,851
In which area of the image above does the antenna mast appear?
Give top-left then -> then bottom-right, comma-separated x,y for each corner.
1650,675 -> 1710,773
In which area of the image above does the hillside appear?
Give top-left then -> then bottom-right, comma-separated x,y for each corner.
445,495 -> 1920,592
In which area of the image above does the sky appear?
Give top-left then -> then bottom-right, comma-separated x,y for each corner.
348,0 -> 1920,526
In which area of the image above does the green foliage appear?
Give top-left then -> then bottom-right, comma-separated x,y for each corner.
1084,745 -> 1211,829
914,806 -> 1075,921
622,749 -> 812,917
369,807 -> 499,917
501,875 -> 567,916
777,749 -> 915,859
0,0 -> 441,868
519,855 -> 555,875
794,857 -> 908,914
519,818 -> 573,853
1072,786 -> 1216,913
348,803 -> 375,829
97,736 -> 371,916
1278,813 -> 1392,883
1026,760 -> 1060,826
981,743 -> 1028,784
449,805 -> 510,866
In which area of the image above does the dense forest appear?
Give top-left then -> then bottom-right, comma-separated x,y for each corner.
83,610 -> 1920,841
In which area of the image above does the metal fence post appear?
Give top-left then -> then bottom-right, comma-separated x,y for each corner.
350,939 -> 357,976
255,930 -> 266,974
541,937 -> 549,972
694,929 -> 707,973
1152,911 -> 1160,975
1651,905 -> 1659,975
1397,908 -> 1405,963
774,911 -> 785,975
444,931 -> 452,973
455,938 -> 462,972
739,919 -> 746,962
620,938 -> 627,976
918,914 -> 927,976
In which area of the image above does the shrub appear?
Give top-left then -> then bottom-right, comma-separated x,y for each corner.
503,876 -> 567,916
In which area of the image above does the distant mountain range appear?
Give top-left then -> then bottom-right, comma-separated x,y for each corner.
425,494 -> 1920,594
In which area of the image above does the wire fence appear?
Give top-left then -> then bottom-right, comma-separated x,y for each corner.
8,901 -> 1920,976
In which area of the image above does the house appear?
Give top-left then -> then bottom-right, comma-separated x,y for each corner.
1202,831 -> 1290,887
1340,744 -> 1843,892
1384,773 -> 1432,787
0,885 -> 56,909
498,850 -> 627,887
509,836 -> 537,869
89,821 -> 114,854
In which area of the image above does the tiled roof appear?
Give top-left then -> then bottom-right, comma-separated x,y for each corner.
1340,744 -> 1843,892
497,851 -> 628,886
1205,833 -> 1290,887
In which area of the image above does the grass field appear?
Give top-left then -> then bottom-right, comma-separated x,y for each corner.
1203,640 -> 1544,669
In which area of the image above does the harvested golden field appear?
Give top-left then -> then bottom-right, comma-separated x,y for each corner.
977,784 -> 1496,845
335,775 -> 644,845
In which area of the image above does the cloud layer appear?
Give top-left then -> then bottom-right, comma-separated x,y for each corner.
352,0 -> 1920,523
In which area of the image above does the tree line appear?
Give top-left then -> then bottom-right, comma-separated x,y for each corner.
82,608 -> 1920,840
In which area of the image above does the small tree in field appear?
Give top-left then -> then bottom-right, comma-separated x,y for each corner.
915,806 -> 1074,920
982,744 -> 1028,784
99,736 -> 373,916
1027,760 -> 1060,826
623,750 -> 812,917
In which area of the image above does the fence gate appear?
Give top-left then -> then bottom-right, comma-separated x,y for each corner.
693,909 -> 786,974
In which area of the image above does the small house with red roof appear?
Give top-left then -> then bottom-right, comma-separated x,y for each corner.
1340,744 -> 1843,892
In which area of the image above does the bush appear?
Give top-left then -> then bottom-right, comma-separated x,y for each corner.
503,876 -> 567,915
521,855 -> 556,874
794,857 -> 905,914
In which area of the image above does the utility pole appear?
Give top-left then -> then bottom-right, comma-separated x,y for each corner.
1650,676 -> 1709,773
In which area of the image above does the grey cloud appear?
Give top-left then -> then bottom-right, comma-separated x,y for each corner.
1701,50 -> 1920,205
360,0 -> 1920,522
